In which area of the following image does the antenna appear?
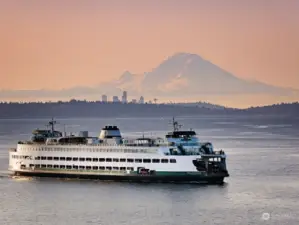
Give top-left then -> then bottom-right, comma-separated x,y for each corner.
170,117 -> 182,132
48,117 -> 57,136
63,124 -> 67,137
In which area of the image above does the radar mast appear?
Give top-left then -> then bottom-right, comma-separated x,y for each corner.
171,117 -> 182,132
48,118 -> 57,136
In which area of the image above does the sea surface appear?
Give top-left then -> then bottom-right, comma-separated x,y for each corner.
0,115 -> 299,225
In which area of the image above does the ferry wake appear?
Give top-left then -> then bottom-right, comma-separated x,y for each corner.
8,118 -> 229,184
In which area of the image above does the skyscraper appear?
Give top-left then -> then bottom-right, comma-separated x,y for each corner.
102,95 -> 108,102
139,96 -> 144,104
122,91 -> 127,103
112,96 -> 120,102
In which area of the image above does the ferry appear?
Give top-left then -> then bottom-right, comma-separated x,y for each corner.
8,118 -> 229,184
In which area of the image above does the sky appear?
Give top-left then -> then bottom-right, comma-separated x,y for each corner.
0,0 -> 299,106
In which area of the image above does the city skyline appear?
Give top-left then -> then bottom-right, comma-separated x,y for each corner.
103,91 -> 145,104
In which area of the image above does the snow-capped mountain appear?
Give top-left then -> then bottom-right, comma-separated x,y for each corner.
110,52 -> 295,98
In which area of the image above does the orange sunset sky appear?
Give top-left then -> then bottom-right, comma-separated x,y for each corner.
0,0 -> 298,107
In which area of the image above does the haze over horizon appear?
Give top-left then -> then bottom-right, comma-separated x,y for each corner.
1,0 -> 299,107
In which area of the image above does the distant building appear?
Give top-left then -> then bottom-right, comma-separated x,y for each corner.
131,99 -> 137,104
102,95 -> 108,103
139,96 -> 144,104
112,96 -> 120,103
122,91 -> 127,103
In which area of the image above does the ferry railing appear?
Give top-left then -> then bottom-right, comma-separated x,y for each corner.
17,142 -> 173,147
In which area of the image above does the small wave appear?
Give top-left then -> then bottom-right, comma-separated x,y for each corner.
11,176 -> 34,181
237,132 -> 259,135
244,125 -> 269,129
0,170 -> 13,178
214,122 -> 236,125
244,124 -> 292,129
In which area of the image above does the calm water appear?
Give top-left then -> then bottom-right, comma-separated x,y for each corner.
1,115 -> 299,225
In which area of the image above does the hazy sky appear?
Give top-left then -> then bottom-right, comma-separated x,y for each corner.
1,0 -> 299,92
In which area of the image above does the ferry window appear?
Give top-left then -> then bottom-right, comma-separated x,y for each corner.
120,167 -> 126,171
113,158 -> 119,162
113,167 -> 119,170
79,158 -> 85,162
41,156 -> 46,160
86,158 -> 92,162
120,158 -> 126,162
79,166 -> 85,170
170,159 -> 176,163
73,157 -> 78,161
127,167 -> 134,171
127,159 -> 134,163
54,157 -> 59,161
143,159 -> 151,163
47,157 -> 53,160
41,164 -> 47,168
60,157 -> 66,161
29,164 -> 34,167
92,166 -> 98,170
35,165 -> 40,168
161,159 -> 169,163
66,157 -> 72,161
135,159 -> 142,163
73,165 -> 79,170
86,166 -> 91,170
106,158 -> 112,162
66,165 -> 72,169
99,158 -> 105,162
60,165 -> 65,169
92,158 -> 98,162
47,165 -> 53,168
106,166 -> 112,170
152,159 -> 160,163
53,165 -> 59,168
35,156 -> 40,160
99,166 -> 105,170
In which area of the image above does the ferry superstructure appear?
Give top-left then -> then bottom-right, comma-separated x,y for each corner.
8,118 -> 229,184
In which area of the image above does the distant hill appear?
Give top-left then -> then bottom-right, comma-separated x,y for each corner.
243,102 -> 299,115
0,101 -> 297,119
166,102 -> 229,110
0,101 -> 232,119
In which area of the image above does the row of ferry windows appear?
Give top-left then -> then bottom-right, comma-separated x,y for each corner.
13,155 -> 176,163
20,147 -> 151,153
29,164 -> 134,171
